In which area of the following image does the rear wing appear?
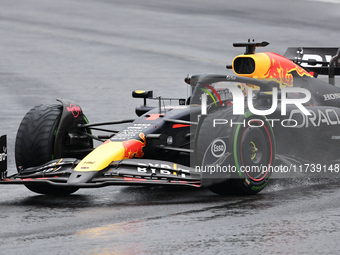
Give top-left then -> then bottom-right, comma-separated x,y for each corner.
284,47 -> 340,85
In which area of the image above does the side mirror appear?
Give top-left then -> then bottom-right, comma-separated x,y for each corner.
132,90 -> 153,99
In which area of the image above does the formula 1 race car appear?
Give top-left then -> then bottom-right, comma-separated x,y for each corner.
0,41 -> 340,196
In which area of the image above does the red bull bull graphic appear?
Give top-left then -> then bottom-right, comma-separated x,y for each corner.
232,52 -> 313,87
263,52 -> 312,87
122,133 -> 146,159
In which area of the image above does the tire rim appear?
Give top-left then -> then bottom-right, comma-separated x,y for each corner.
240,120 -> 273,181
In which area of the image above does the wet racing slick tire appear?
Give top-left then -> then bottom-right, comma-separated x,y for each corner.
15,104 -> 93,195
195,107 -> 275,195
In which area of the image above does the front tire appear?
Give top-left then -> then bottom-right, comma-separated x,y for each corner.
15,104 -> 92,195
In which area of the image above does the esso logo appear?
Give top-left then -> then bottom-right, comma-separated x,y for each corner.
211,139 -> 226,158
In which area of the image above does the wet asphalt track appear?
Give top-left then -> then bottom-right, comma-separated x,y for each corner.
1,0 -> 340,254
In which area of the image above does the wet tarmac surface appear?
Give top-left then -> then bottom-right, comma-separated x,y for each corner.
1,0 -> 340,254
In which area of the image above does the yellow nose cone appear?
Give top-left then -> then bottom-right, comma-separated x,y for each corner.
74,140 -> 125,172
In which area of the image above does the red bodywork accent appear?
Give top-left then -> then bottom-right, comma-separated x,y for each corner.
146,114 -> 162,120
122,177 -> 200,187
172,124 -> 190,129
124,177 -> 147,182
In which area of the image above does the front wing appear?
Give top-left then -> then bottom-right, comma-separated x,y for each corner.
0,158 -> 201,188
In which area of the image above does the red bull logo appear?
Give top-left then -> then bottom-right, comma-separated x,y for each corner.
67,103 -> 81,118
122,133 -> 146,159
263,52 -> 312,87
